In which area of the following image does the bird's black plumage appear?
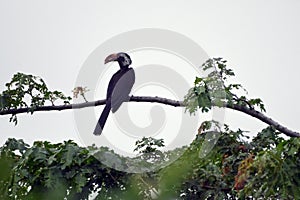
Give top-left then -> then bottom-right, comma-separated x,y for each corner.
93,53 -> 135,135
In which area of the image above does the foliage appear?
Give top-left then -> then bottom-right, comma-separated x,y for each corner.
0,72 -> 71,124
184,58 -> 266,114
241,128 -> 300,199
0,139 -> 134,200
0,138 -> 29,200
134,137 -> 165,154
0,125 -> 299,199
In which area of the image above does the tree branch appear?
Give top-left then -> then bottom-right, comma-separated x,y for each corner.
225,104 -> 300,137
0,95 -> 299,137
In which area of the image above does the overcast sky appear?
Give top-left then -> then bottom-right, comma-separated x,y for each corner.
0,1 -> 299,155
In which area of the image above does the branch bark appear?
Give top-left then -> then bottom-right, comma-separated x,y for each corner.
0,95 -> 299,137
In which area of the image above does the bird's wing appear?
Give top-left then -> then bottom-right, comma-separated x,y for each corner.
110,68 -> 135,113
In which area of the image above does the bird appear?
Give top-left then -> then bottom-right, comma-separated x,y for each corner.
93,52 -> 135,135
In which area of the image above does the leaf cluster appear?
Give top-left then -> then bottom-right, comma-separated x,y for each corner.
0,72 -> 71,124
240,127 -> 300,199
184,58 -> 266,115
0,139 -> 134,200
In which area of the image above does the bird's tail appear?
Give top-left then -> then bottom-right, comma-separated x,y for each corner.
93,103 -> 111,135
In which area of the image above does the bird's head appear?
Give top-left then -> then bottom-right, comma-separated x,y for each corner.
104,52 -> 132,68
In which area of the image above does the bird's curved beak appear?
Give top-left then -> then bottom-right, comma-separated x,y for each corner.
104,53 -> 118,64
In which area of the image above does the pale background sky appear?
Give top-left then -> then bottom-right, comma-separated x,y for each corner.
0,1 -> 299,154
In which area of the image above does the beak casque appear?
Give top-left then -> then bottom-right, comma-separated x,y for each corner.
104,53 -> 118,64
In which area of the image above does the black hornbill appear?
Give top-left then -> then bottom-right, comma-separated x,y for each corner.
93,52 -> 135,135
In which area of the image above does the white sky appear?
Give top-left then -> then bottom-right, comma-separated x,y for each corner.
0,1 -> 300,154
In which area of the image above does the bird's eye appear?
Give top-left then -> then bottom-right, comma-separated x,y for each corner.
120,54 -> 131,66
